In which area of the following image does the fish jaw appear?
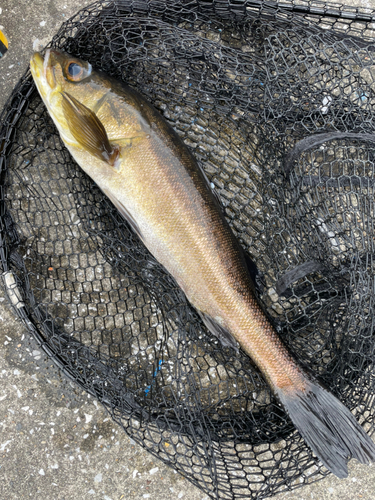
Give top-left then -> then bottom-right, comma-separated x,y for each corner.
30,50 -> 78,147
30,50 -> 58,105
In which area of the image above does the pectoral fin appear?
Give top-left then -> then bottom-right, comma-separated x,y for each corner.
61,91 -> 119,165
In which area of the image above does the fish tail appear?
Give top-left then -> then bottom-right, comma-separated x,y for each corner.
275,376 -> 375,478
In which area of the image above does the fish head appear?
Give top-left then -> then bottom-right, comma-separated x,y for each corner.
30,49 -> 111,146
30,49 -> 150,155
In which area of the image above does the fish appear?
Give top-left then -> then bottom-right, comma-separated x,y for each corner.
30,48 -> 375,478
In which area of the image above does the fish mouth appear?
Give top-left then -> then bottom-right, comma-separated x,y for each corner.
30,49 -> 55,89
31,52 -> 44,72
30,51 -> 45,80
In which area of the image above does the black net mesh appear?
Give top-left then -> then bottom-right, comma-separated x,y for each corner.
1,1 -> 375,498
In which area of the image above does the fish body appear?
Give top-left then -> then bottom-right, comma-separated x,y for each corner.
30,49 -> 375,477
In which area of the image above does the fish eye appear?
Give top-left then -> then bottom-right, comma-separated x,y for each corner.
62,58 -> 92,82
65,61 -> 84,81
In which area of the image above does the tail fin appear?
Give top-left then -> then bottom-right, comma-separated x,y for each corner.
276,378 -> 375,478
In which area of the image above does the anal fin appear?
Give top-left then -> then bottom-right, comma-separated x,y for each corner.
198,311 -> 239,352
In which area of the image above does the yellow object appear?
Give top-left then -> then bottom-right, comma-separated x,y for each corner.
0,30 -> 8,57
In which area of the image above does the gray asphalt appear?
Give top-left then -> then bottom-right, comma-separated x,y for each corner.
0,1 -> 375,499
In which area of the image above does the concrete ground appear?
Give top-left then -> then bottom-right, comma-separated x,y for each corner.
0,1 -> 375,499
